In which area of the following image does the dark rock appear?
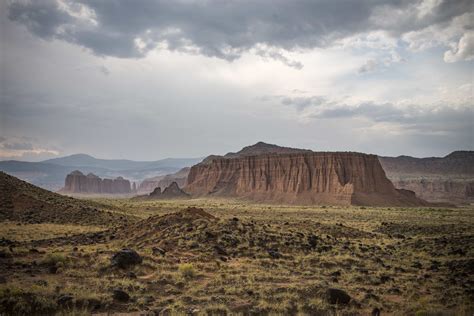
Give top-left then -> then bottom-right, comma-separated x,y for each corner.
372,307 -> 381,316
324,288 -> 351,305
412,261 -> 422,269
57,294 -> 74,307
49,266 -> 58,274
268,249 -> 282,259
308,235 -> 318,248
214,245 -> 228,256
380,275 -> 391,283
34,280 -> 48,287
112,289 -> 130,302
127,272 -> 137,279
111,249 -> 142,269
0,251 -> 12,258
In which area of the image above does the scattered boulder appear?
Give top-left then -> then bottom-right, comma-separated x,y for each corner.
111,249 -> 142,269
112,289 -> 130,302
268,249 -> 282,259
324,288 -> 351,305
57,294 -> 74,307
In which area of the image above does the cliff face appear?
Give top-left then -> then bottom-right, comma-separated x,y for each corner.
379,151 -> 474,203
185,152 -> 427,206
62,171 -> 131,194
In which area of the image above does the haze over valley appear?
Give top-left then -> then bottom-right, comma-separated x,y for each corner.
0,0 -> 472,315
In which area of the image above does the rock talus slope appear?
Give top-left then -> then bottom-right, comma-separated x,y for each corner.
185,152 -> 428,206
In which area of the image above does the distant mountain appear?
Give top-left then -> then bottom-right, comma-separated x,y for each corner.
378,151 -> 474,176
0,154 -> 203,191
43,154 -> 201,171
379,151 -> 474,203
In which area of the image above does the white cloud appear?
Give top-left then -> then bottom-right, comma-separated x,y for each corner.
444,32 -> 474,62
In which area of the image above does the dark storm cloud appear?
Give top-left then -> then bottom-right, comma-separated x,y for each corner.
7,0 -> 471,61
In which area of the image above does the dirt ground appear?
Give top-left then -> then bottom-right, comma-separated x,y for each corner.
1,198 -> 473,315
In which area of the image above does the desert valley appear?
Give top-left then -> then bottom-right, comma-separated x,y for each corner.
0,142 -> 473,315
1,0 -> 473,315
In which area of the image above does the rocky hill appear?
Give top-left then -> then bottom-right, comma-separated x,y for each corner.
379,151 -> 474,203
62,171 -> 132,194
185,151 -> 428,206
0,172 -> 133,226
138,167 -> 190,194
137,182 -> 190,200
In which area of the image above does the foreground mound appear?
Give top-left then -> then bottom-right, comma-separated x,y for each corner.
186,152 -> 429,206
0,172 -> 133,226
116,207 -> 372,260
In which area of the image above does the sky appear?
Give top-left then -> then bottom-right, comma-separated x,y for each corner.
0,0 -> 473,161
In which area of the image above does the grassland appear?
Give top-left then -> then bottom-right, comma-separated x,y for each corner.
0,198 -> 473,315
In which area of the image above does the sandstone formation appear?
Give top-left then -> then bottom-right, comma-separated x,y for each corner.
147,182 -> 189,199
379,151 -> 474,203
185,151 -> 428,206
138,175 -> 165,194
138,167 -> 190,194
62,170 -> 132,194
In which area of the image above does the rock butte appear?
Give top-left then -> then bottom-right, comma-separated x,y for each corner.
62,170 -> 131,194
185,152 -> 429,206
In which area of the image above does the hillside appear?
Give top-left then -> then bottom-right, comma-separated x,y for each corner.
0,172 -> 134,226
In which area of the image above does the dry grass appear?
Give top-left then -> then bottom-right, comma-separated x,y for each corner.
0,198 -> 473,315
0,221 -> 104,242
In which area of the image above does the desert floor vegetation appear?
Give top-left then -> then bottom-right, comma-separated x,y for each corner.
1,198 -> 473,315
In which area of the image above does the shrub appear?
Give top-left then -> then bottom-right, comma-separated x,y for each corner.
42,253 -> 68,267
178,263 -> 196,279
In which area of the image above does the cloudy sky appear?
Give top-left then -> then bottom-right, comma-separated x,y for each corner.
0,0 -> 472,161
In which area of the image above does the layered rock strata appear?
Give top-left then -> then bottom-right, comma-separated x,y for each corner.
62,171 -> 131,194
185,152 -> 428,206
